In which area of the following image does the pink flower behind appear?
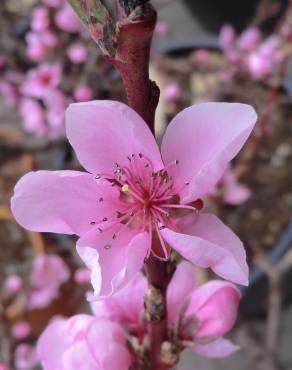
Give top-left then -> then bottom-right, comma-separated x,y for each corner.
11,321 -> 31,340
164,82 -> 182,102
55,3 -> 82,33
74,84 -> 93,102
2,274 -> 23,297
67,42 -> 88,64
11,101 -> 257,299
219,24 -> 236,51
21,63 -> 62,99
15,344 -> 37,370
28,254 -> 70,309
238,27 -> 261,51
93,262 -> 241,358
19,98 -> 47,136
37,315 -> 134,369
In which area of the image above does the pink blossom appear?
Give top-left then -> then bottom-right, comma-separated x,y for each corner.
11,101 -> 256,299
26,31 -> 58,62
0,363 -> 9,370
0,54 -> 6,69
191,49 -> 209,63
37,315 -> 133,369
67,42 -> 88,64
74,268 -> 91,285
3,274 -> 23,297
155,21 -> 169,36
221,167 -> 251,205
164,82 -> 182,102
19,98 -> 47,136
45,90 -> 68,129
55,3 -> 82,33
28,254 -> 70,309
219,24 -> 236,51
0,79 -> 20,107
11,321 -> 31,340
74,84 -> 93,101
94,262 -> 241,358
238,27 -> 261,51
21,63 -> 62,99
15,344 -> 37,370
31,6 -> 50,32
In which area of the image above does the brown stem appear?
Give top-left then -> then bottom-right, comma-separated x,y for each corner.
145,254 -> 175,369
107,3 -> 160,133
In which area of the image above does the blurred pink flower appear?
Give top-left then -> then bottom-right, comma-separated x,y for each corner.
28,254 -> 70,309
74,268 -> 91,285
26,31 -> 58,62
219,24 -> 236,51
11,101 -> 256,299
55,3 -> 82,33
94,262 -> 241,358
15,344 -> 37,370
19,98 -> 47,136
238,27 -> 261,51
67,42 -> 88,64
31,6 -> 50,32
0,78 -> 20,107
3,274 -> 23,297
11,321 -> 31,340
37,316 -> 133,369
45,90 -> 68,130
191,49 -> 209,63
164,82 -> 182,102
155,21 -> 169,36
74,84 -> 93,101
0,364 -> 9,370
21,63 -> 62,98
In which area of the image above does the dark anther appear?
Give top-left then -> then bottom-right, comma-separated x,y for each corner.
102,217 -> 108,222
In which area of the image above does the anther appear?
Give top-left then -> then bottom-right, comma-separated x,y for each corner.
90,221 -> 96,225
99,197 -> 104,202
104,244 -> 112,250
102,217 -> 108,222
139,153 -> 143,158
122,184 -> 129,192
159,225 -> 166,230
95,175 -> 101,180
98,228 -> 103,233
185,182 -> 190,186
116,211 -> 123,218
113,234 -> 117,240
175,160 -> 179,165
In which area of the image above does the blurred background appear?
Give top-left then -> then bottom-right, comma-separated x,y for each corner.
0,0 -> 292,369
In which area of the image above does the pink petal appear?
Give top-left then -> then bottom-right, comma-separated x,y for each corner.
161,213 -> 249,285
167,261 -> 197,325
192,338 -> 239,358
66,100 -> 163,175
37,318 -> 67,368
185,280 -> 240,337
86,319 -> 133,369
63,342 -> 97,370
91,272 -> 146,328
11,171 -> 121,236
77,228 -> 148,299
161,103 -> 257,203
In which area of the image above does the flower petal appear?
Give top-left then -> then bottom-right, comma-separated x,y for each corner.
63,342 -> 97,370
185,280 -> 240,337
66,100 -> 163,175
192,338 -> 239,358
161,103 -> 257,203
167,261 -> 197,325
161,213 -> 249,285
11,171 -> 121,236
77,227 -> 148,299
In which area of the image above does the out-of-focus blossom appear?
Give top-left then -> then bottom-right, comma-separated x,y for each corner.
26,31 -> 58,62
15,344 -> 38,370
155,21 -> 169,36
74,268 -> 91,285
164,82 -> 182,102
191,49 -> 209,63
11,101 -> 257,300
42,0 -> 65,7
219,24 -> 236,51
0,364 -> 8,370
55,3 -> 82,33
28,254 -> 70,309
3,274 -> 23,297
37,316 -> 134,369
11,321 -> 31,340
0,79 -> 20,107
74,84 -> 93,101
21,63 -> 62,99
238,27 -> 261,51
0,54 -> 6,69
31,6 -> 50,32
45,90 -> 68,130
19,98 -> 47,136
67,42 -> 88,64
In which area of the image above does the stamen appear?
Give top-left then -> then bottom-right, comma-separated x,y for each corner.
104,244 -> 112,250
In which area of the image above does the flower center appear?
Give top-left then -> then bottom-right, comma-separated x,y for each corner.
92,153 -> 202,260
